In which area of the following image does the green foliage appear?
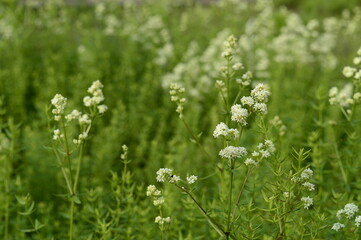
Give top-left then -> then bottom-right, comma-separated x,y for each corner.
1,0 -> 361,239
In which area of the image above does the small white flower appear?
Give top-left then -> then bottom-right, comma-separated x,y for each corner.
79,114 -> 91,125
337,203 -> 359,219
213,122 -> 239,140
146,185 -> 158,196
186,175 -> 198,184
241,96 -> 255,107
52,129 -> 63,140
244,158 -> 257,166
302,182 -> 315,191
301,196 -> 313,209
343,66 -> 357,78
251,84 -> 270,103
329,87 -> 338,98
153,197 -> 165,206
213,122 -> 229,138
291,176 -> 300,183
232,62 -> 244,71
219,146 -> 247,160
355,215 -> 361,227
169,175 -> 180,183
65,109 -> 82,121
300,168 -> 313,180
51,94 -> 67,120
353,57 -> 361,65
97,104 -> 108,114
331,222 -> 345,231
155,216 -> 171,225
231,104 -> 249,126
156,168 -> 173,182
253,102 -> 268,114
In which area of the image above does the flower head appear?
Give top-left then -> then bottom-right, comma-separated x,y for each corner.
219,146 -> 247,160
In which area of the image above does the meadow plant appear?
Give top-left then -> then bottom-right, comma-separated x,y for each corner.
47,80 -> 107,240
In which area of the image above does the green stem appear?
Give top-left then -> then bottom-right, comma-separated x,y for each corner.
226,161 -> 235,233
174,184 -> 231,239
73,143 -> 84,194
332,129 -> 348,185
335,144 -> 348,185
47,116 -> 74,195
229,168 -> 252,231
69,200 -> 75,240
61,118 -> 74,188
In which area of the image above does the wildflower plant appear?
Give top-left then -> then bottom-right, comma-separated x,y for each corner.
329,47 -> 361,122
46,80 -> 107,240
153,34 -> 284,239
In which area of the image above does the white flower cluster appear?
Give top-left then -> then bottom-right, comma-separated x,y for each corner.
356,216 -> 361,227
271,13 -> 338,69
251,84 -> 270,103
252,140 -> 276,159
65,109 -> 82,122
332,203 -> 361,231
51,94 -> 67,121
120,144 -> 128,160
302,182 -> 315,191
161,30 -> 231,99
156,168 -> 180,183
155,216 -> 171,226
236,71 -> 252,86
288,167 -> 315,209
230,105 -> 249,126
146,185 -> 164,207
213,122 -> 239,140
291,168 -> 315,192
222,35 -> 237,59
331,222 -> 345,232
73,132 -> 88,145
337,203 -> 359,219
53,129 -> 63,141
231,83 -> 270,120
329,84 -> 356,107
301,196 -> 313,209
300,168 -> 313,180
244,158 -> 257,167
219,146 -> 247,160
329,47 -> 361,112
169,83 -> 186,118
186,175 -> 198,184
83,80 -> 107,114
342,47 -> 361,79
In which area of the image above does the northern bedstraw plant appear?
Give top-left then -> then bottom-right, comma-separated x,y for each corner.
148,35 -> 281,239
47,80 -> 107,240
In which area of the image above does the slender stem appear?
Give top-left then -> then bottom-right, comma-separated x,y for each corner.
174,184 -> 229,238
61,118 -> 74,187
69,200 -> 75,240
229,168 -> 252,231
49,130 -> 74,195
73,143 -> 84,194
332,128 -> 348,185
226,161 -> 235,232
334,143 -> 348,185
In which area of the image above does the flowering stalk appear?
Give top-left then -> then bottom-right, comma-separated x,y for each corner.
48,80 -> 107,240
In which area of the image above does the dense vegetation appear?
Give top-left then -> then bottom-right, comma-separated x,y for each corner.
1,0 -> 361,239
